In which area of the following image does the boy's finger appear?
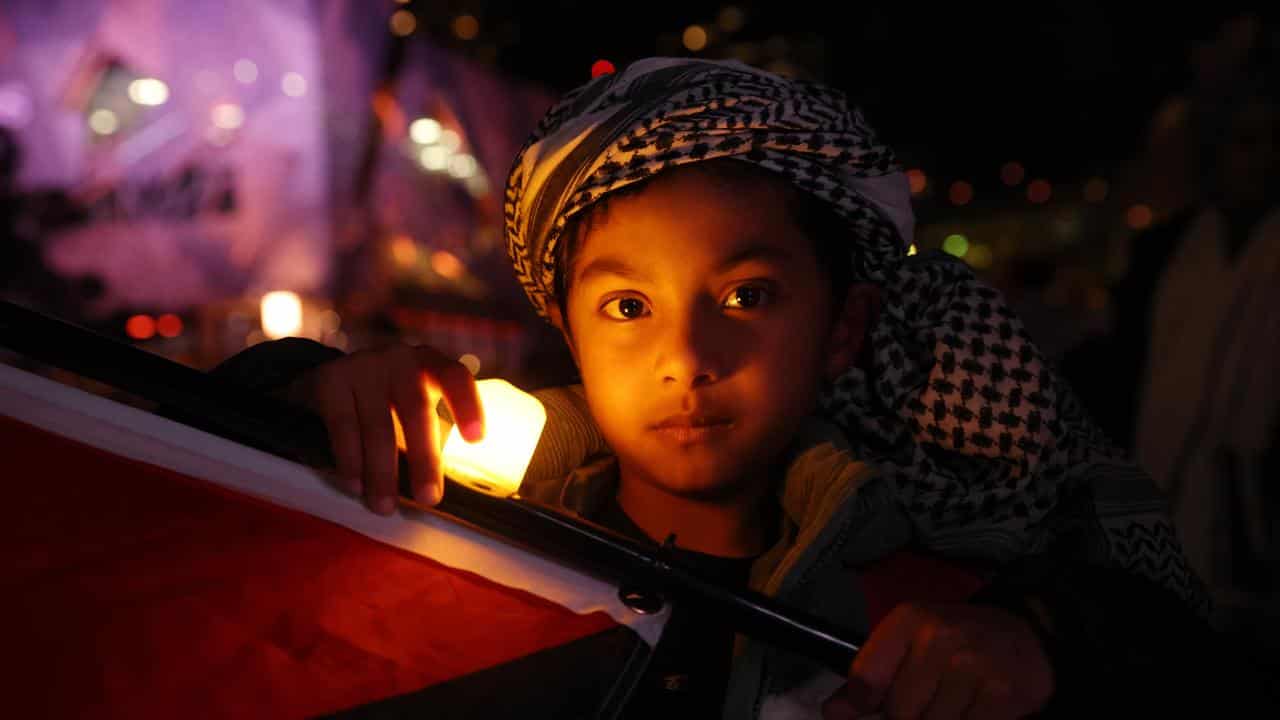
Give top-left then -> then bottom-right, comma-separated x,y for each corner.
884,623 -> 947,720
422,391 -> 446,505
353,377 -> 399,515
315,380 -> 363,495
389,376 -> 435,505
921,653 -> 980,720
418,349 -> 484,442
849,604 -> 920,711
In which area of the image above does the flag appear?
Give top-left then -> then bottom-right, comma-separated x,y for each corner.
0,363 -> 665,718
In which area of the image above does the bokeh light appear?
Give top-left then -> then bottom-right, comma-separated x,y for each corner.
907,169 -> 928,195
949,181 -> 974,206
943,234 -> 970,257
410,117 -> 443,144
431,250 -> 465,279
683,25 -> 709,52
390,10 -> 417,36
126,315 -> 156,340
128,78 -> 169,106
591,59 -> 616,78
156,314 -> 184,338
1126,204 -> 1153,230
88,109 -> 119,135
453,14 -> 480,40
281,72 -> 307,98
1027,179 -> 1052,204
260,291 -> 303,340
1000,162 -> 1025,186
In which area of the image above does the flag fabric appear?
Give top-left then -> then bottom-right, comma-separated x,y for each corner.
0,364 -> 664,718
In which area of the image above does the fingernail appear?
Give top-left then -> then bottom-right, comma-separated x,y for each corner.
424,482 -> 443,506
412,481 -> 441,507
373,496 -> 397,515
463,421 -> 483,442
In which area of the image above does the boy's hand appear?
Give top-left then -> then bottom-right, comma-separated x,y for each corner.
283,344 -> 484,514
822,602 -> 1053,720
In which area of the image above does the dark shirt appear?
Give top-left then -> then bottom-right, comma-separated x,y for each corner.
593,493 -> 757,718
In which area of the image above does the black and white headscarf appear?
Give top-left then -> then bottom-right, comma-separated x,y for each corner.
505,58 -> 1205,609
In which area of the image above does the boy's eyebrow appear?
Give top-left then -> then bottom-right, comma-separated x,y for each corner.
717,243 -> 796,271
576,255 -> 653,284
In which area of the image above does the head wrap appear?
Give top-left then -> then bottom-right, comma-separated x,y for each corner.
504,58 -> 1204,609
505,57 -> 912,319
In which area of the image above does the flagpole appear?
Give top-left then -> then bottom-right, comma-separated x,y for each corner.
0,299 -> 862,674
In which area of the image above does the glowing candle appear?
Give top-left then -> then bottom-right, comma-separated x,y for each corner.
442,379 -> 545,497
260,291 -> 303,339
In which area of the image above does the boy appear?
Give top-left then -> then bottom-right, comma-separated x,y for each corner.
218,59 -> 1245,717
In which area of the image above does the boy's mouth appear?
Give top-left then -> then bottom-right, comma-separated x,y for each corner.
648,413 -> 734,446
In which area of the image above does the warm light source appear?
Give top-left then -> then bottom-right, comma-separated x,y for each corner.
318,310 -> 342,334
128,78 -> 169,106
126,315 -> 156,340
683,25 -> 709,52
452,14 -> 480,40
420,146 -> 449,171
448,153 -> 478,179
88,109 -> 119,135
1027,179 -> 1052,204
1126,204 -> 1153,230
967,243 -> 993,269
260,291 -> 303,339
156,314 -> 184,338
410,117 -> 442,144
431,250 -> 465,279
390,10 -> 417,36
907,169 -> 927,195
281,72 -> 307,97
438,129 -> 462,151
949,181 -> 974,206
442,379 -> 546,497
591,59 -> 616,78
390,234 -> 419,266
211,103 -> 245,130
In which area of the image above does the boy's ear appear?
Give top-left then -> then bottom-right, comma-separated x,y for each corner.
824,283 -> 881,381
545,301 -> 580,367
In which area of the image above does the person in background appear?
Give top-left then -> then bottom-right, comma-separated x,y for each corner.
1135,73 -> 1280,664
1065,40 -> 1280,673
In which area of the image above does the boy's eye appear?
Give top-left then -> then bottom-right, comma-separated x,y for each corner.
602,296 -> 651,320
722,284 -> 771,310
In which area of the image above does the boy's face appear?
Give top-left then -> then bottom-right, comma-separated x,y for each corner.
555,165 -> 852,502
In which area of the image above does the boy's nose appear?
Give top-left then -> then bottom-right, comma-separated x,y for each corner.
655,303 -> 727,389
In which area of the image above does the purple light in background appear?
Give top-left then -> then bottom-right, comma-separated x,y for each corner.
233,59 -> 258,84
0,83 -> 32,128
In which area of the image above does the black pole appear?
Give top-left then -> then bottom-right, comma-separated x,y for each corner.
0,299 -> 861,674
